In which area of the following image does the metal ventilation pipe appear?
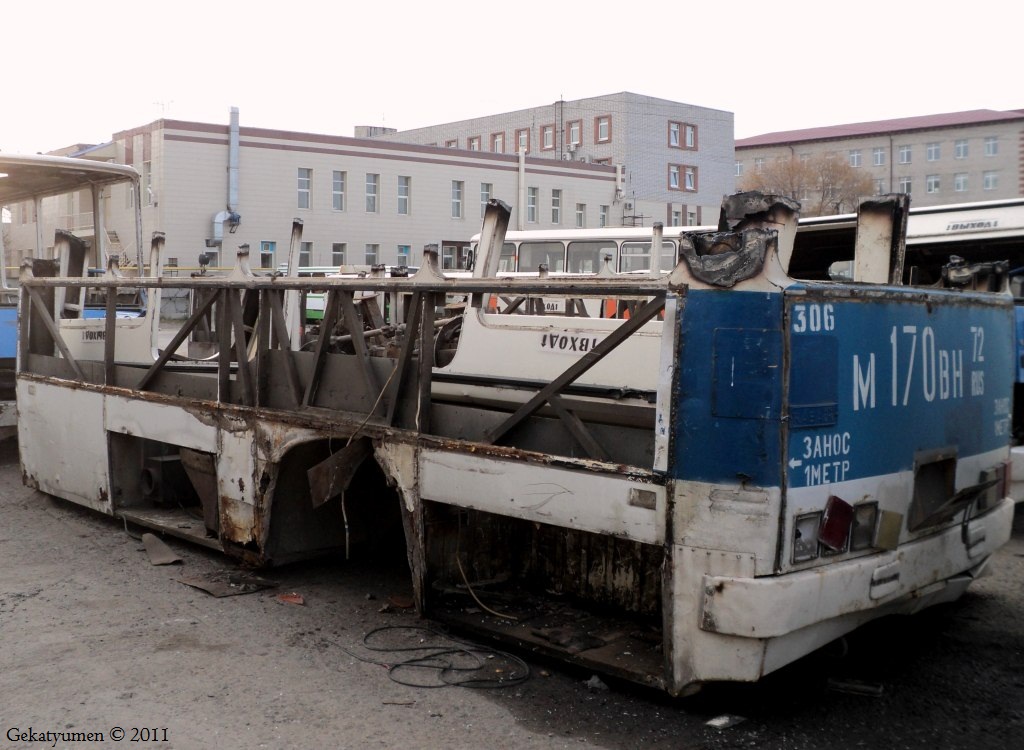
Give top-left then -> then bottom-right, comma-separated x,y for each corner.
209,106 -> 241,246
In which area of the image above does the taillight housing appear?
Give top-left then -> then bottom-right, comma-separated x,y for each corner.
850,502 -> 878,551
792,512 -> 821,563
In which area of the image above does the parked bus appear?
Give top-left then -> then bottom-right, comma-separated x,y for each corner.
15,185 -> 1017,694
0,154 -> 158,440
472,197 -> 1024,280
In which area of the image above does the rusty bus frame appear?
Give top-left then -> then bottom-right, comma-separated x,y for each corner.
16,194 -> 1016,695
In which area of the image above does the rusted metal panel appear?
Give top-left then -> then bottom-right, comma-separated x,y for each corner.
418,447 -> 665,545
16,378 -> 111,514
307,438 -> 373,508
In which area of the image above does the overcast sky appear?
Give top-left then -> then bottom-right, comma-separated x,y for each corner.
1,0 -> 1019,154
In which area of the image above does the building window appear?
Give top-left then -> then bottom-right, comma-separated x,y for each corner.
300,241 -> 312,267
954,173 -> 968,192
669,122 -> 695,149
567,120 -> 581,146
364,173 -> 379,213
575,203 -> 586,228
259,241 -> 276,269
365,244 -> 378,265
480,183 -> 491,217
491,132 -> 504,153
735,162 -> 743,177
669,122 -> 680,147
874,179 -> 885,195
671,209 -> 681,227
515,128 -> 530,153
332,243 -> 346,265
849,149 -> 862,167
397,245 -> 410,265
332,171 -> 345,211
445,139 -> 458,148
671,165 -> 696,191
955,139 -> 968,159
926,174 -> 940,194
398,175 -> 411,215
985,136 -> 998,156
527,187 -> 538,223
898,146 -> 912,164
551,189 -> 561,224
451,180 -> 464,218
595,115 -> 611,143
983,171 -> 999,191
297,167 -> 311,209
599,205 -> 608,228
926,142 -> 940,162
541,125 -> 555,150
898,176 -> 912,193
687,211 -> 697,226
754,157 -> 765,173
142,161 -> 153,206
468,136 -> 481,151
873,147 -> 885,166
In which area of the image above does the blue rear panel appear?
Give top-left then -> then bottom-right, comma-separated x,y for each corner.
785,291 -> 1014,489
672,289 -> 783,486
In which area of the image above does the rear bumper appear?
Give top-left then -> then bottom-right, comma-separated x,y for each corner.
699,498 -> 1014,639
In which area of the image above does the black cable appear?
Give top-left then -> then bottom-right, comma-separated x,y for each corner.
335,624 -> 530,689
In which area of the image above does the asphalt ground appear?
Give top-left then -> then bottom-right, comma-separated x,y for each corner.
1,438 -> 1022,749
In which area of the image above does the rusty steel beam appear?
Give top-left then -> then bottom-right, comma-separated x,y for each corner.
20,274 -> 676,297
136,291 -> 219,392
104,290 -> 117,385
24,286 -> 86,381
217,289 -> 232,402
384,291 -> 424,427
547,393 -> 608,461
303,289 -> 342,407
416,293 -> 436,433
227,289 -> 254,406
338,291 -> 380,407
266,289 -> 303,406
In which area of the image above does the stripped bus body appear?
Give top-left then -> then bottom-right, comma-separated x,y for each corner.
14,190 -> 1015,694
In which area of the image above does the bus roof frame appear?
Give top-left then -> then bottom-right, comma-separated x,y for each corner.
0,153 -> 140,206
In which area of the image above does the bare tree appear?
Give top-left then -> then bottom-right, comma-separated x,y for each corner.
741,153 -> 876,217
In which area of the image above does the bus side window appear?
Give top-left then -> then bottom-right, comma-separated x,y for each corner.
518,241 -> 565,272
619,240 -> 674,273
567,240 -> 616,274
498,243 -> 516,273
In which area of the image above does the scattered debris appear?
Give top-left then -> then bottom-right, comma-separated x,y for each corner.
536,627 -> 605,654
585,675 -> 609,692
277,592 -> 305,606
177,574 -> 276,598
826,677 -> 885,697
706,714 -> 746,729
141,533 -> 182,566
230,573 -> 279,589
